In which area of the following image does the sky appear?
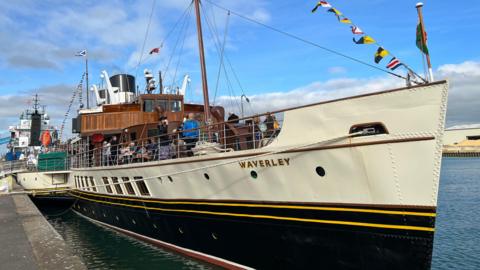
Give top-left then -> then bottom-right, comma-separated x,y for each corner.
1,0 -> 479,147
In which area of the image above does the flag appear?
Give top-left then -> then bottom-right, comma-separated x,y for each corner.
311,1 -> 332,12
327,8 -> 342,19
340,17 -> 352,24
386,57 -> 403,70
75,50 -> 86,57
351,26 -> 364,35
416,23 -> 429,55
374,47 -> 389,63
149,47 -> 160,54
353,36 -> 375,44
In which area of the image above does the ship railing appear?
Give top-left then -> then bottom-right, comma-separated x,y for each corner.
24,158 -> 71,173
0,160 -> 28,175
70,112 -> 284,169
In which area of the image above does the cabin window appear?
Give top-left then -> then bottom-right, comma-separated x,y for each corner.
144,99 -> 168,112
84,176 -> 90,191
89,176 -> 97,192
143,100 -> 155,112
80,176 -> 85,190
102,177 -> 113,194
122,177 -> 136,195
134,176 -> 150,196
111,177 -> 123,195
157,100 -> 167,112
80,177 -> 85,190
169,100 -> 182,112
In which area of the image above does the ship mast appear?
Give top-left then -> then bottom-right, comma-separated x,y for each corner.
33,94 -> 39,113
193,0 -> 211,123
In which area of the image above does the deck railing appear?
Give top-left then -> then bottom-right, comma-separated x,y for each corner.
70,112 -> 283,169
0,160 -> 28,175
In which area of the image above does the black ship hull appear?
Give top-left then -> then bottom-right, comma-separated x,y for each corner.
70,190 -> 435,269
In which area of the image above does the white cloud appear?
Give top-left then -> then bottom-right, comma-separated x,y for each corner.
328,66 -> 347,74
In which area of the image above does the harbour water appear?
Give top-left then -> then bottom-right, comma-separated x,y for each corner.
431,158 -> 480,270
41,158 -> 479,269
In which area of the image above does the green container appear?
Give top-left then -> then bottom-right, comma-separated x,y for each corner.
37,152 -> 68,171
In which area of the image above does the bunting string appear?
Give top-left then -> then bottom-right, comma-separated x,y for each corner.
59,73 -> 85,142
311,1 -> 426,83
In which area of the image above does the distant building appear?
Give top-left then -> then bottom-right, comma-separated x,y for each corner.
443,127 -> 480,145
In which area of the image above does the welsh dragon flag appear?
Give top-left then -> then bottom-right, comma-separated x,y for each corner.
416,23 -> 429,55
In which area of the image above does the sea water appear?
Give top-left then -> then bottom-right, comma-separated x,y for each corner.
44,158 -> 480,269
431,158 -> 480,270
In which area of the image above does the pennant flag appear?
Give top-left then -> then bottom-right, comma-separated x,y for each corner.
386,57 -> 403,70
353,36 -> 376,44
75,50 -> 86,57
311,1 -> 332,13
351,26 -> 364,35
149,47 -> 160,54
327,8 -> 342,19
416,23 -> 429,55
374,47 -> 389,63
339,17 -> 352,24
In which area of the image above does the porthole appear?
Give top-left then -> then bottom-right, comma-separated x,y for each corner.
157,177 -> 163,183
250,171 -> 258,179
204,173 -> 210,180
316,166 -> 326,177
211,233 -> 218,240
116,216 -> 120,221
132,219 -> 136,225
103,213 -> 107,217
168,176 -> 173,182
153,224 -> 158,229
92,210 -> 95,215
178,227 -> 183,234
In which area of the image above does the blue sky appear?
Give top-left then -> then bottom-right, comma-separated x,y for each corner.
1,0 -> 480,145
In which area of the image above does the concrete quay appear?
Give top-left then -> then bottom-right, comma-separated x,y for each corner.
0,184 -> 85,270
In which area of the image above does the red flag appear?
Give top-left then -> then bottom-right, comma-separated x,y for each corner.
149,47 -> 160,54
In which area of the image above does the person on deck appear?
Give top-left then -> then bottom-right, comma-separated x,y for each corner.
102,141 -> 111,166
182,113 -> 200,156
158,117 -> 171,160
110,136 -> 118,165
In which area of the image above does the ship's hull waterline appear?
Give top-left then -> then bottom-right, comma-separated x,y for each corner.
70,81 -> 448,269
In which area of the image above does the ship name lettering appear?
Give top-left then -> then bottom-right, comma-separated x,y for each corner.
238,158 -> 290,169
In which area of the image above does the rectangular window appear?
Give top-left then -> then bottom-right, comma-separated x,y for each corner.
84,176 -> 90,191
134,176 -> 150,196
102,177 -> 113,194
75,176 -> 78,188
80,176 -> 85,190
169,100 -> 182,112
89,176 -> 97,192
111,177 -> 123,195
143,99 -> 155,112
81,176 -> 85,190
122,177 -> 136,195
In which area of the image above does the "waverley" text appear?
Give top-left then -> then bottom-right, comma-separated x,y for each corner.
238,158 -> 290,169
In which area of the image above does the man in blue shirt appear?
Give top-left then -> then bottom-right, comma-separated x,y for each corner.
182,113 -> 199,156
